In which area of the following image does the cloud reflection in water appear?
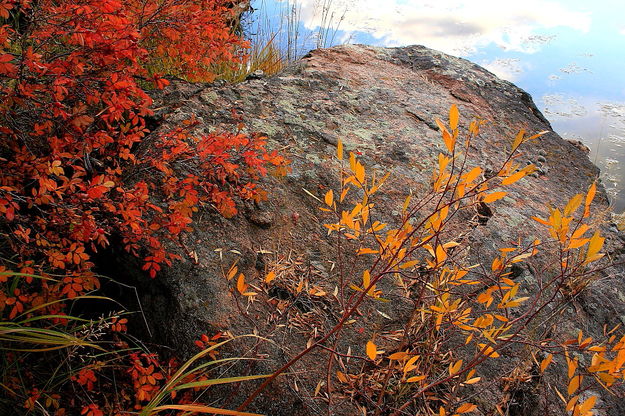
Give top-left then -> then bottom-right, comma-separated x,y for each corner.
253,0 -> 625,210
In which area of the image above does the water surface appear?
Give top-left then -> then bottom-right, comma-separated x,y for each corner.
249,0 -> 625,209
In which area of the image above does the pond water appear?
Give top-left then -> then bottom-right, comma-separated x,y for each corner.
247,0 -> 625,211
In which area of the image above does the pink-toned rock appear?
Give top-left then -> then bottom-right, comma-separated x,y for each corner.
104,45 -> 625,415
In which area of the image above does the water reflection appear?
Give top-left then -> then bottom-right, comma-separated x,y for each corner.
249,0 -> 625,210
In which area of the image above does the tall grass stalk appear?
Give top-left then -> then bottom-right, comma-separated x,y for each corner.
230,0 -> 348,81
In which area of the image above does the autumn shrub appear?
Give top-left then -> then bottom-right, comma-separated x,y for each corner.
232,106 -> 625,415
0,0 -> 287,414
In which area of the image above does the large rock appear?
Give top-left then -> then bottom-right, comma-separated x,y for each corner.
107,45 -> 625,414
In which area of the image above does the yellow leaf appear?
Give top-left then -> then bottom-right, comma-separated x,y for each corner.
399,260 -> 419,269
585,231 -> 604,264
226,265 -> 238,281
464,377 -> 481,385
436,119 -> 455,152
436,118 -> 448,134
584,182 -> 596,218
404,355 -> 420,373
512,129 -> 525,151
567,357 -> 578,379
406,374 -> 426,383
362,270 -> 371,289
264,271 -> 276,284
449,359 -> 463,376
349,283 -> 363,293
349,152 -> 356,171
355,162 -> 365,184
463,166 -> 482,184
579,395 -> 597,414
402,195 -> 412,213
449,104 -> 459,131
501,165 -> 534,186
366,340 -> 377,360
503,296 -> 529,308
314,380 -> 324,396
438,153 -> 451,173
568,375 -> 581,395
571,224 -> 590,240
478,343 -> 500,358
436,245 -> 447,264
482,191 -> 507,203
566,396 -> 579,412
598,372 -> 616,384
511,252 -> 532,263
337,140 -> 344,160
442,129 -> 455,153
564,194 -> 583,216
532,216 -> 550,226
324,190 -> 334,207
540,354 -> 553,373
568,238 -> 589,250
527,130 -> 549,141
340,186 -> 349,202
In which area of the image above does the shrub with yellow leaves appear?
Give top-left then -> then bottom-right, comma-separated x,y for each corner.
234,105 -> 623,415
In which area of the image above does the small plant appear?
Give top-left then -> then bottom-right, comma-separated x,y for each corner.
236,106 -> 624,415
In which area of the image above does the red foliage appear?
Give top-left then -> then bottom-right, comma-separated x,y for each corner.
0,0 -> 288,413
0,0 -> 286,287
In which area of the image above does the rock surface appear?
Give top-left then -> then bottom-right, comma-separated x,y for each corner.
108,45 -> 625,414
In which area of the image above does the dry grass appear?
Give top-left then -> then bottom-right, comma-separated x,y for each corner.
213,0 -> 349,82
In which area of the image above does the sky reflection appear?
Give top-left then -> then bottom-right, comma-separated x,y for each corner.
250,0 -> 625,209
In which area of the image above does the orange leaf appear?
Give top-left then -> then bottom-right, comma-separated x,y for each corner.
366,340 -> 377,360
404,355 -> 420,373
264,271 -> 276,284
563,194 -> 583,216
540,354 -> 553,373
324,190 -> 334,207
585,231 -> 604,264
336,370 -> 347,383
501,165 -> 534,186
362,270 -> 371,289
584,182 -> 596,218
388,351 -> 408,360
579,395 -> 597,414
464,377 -> 481,385
482,191 -> 507,203
406,374 -> 426,383
449,359 -> 463,376
456,403 -> 477,413
226,265 -> 238,281
511,129 -> 525,151
236,273 -> 247,294
568,375 -> 581,396
463,166 -> 482,184
449,104 -> 459,131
